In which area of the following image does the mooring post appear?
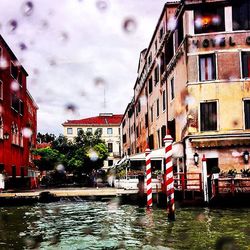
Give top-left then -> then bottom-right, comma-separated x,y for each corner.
202,155 -> 209,203
145,147 -> 152,208
164,135 -> 175,221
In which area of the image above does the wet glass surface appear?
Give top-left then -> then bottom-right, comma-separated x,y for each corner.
0,201 -> 249,249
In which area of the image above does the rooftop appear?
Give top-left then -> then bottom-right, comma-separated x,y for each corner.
62,113 -> 123,126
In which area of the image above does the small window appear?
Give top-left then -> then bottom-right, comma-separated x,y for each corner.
10,62 -> 18,79
241,52 -> 250,78
18,72 -> 23,87
145,113 -> 148,128
108,160 -> 113,167
87,128 -> 92,133
11,94 -> 19,112
154,65 -> 159,85
151,106 -> 153,122
123,133 -> 127,143
170,77 -> 175,100
162,90 -> 166,111
161,125 -> 166,147
77,128 -> 83,134
200,102 -> 217,131
159,27 -> 164,40
157,98 -> 159,117
107,128 -> 113,134
232,1 -> 250,31
108,143 -> 113,153
96,128 -> 102,134
244,100 -> 250,129
148,53 -> 152,66
19,100 -> 24,116
0,81 -> 3,100
67,128 -> 73,134
148,77 -> 153,94
199,54 -> 216,81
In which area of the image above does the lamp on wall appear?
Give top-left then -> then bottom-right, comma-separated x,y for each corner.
194,152 -> 199,166
243,151 -> 249,164
3,132 -> 9,140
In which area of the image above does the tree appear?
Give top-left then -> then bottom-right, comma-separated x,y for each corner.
32,147 -> 66,171
37,132 -> 56,143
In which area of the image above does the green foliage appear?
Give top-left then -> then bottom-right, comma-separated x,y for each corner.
211,166 -> 220,174
37,132 -> 56,143
227,169 -> 237,177
33,130 -> 109,175
32,147 -> 66,171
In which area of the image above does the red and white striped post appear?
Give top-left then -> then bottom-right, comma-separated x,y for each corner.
164,135 -> 175,220
145,147 -> 153,208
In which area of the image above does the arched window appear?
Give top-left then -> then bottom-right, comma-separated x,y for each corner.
0,117 -> 3,139
20,131 -> 23,147
11,123 -> 18,145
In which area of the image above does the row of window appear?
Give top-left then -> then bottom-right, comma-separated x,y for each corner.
0,119 -> 24,146
201,100 -> 250,131
67,127 -> 113,135
199,52 -> 250,82
194,1 -> 250,35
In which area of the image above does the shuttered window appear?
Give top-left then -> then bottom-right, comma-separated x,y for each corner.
242,52 -> 250,78
200,102 -> 217,131
232,0 -> 250,30
244,100 -> 250,129
199,54 -> 216,81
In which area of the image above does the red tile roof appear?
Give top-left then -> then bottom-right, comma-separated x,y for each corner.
63,114 -> 123,126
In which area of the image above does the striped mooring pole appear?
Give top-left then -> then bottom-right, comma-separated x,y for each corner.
145,147 -> 153,208
164,134 -> 175,221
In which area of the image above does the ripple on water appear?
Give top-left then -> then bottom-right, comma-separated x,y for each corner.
0,202 -> 249,249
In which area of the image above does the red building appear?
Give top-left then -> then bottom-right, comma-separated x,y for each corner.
0,35 -> 38,188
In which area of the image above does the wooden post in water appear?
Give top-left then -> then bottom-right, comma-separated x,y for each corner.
145,147 -> 153,208
164,135 -> 175,221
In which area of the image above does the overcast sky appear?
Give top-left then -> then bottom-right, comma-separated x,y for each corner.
0,0 -> 169,135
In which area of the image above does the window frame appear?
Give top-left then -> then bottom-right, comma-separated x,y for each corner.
107,128 -> 113,135
244,99 -> 250,130
200,101 -> 218,132
108,142 -> 113,153
199,53 -> 216,82
67,127 -> 73,135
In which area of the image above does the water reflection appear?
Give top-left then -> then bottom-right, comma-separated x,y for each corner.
0,202 -> 249,249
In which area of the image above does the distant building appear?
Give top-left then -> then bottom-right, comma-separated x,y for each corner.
0,35 -> 38,186
121,0 -> 250,175
62,113 -> 123,169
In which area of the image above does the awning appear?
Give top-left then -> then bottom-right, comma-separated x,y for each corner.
191,136 -> 250,148
115,156 -> 128,167
129,153 -> 145,161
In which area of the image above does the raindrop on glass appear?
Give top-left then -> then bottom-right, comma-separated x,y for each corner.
19,42 -> 27,50
167,16 -> 177,31
7,19 -> 18,32
33,68 -> 39,75
60,32 -> 69,43
56,164 -> 65,173
96,0 -> 108,12
94,77 -> 105,86
123,18 -> 137,34
10,81 -> 20,92
22,1 -> 34,16
49,59 -> 57,66
65,103 -> 77,113
22,127 -> 33,138
0,57 -> 8,69
40,20 -> 49,30
89,149 -> 98,162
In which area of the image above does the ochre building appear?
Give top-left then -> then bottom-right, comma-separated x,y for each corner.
121,0 -> 250,175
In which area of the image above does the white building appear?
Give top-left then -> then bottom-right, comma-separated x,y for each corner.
62,113 -> 123,169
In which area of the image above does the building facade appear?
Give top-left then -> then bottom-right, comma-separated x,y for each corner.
121,0 -> 250,175
62,113 -> 123,169
0,35 -> 38,184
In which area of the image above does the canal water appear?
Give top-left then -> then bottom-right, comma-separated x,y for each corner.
0,199 -> 249,250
